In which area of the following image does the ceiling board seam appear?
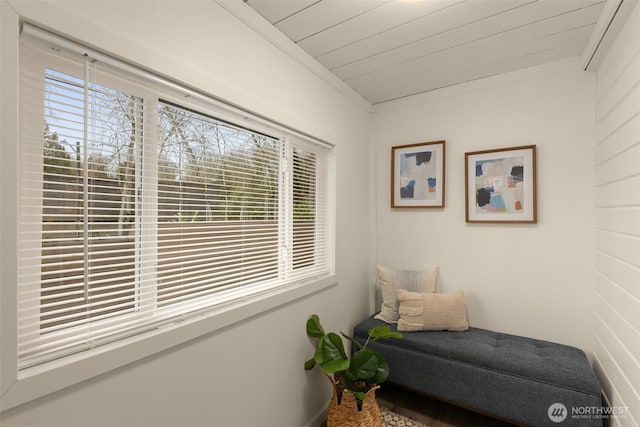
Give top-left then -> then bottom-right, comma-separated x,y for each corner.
310,0 -> 466,59
371,58 -> 581,109
327,0 -> 538,72
372,49 -> 580,104
494,43 -> 584,65
367,46 -> 586,103
295,0 -> 393,44
243,0 -> 608,107
374,72 -> 507,105
548,22 -> 598,38
272,0 -> 321,26
339,2 -> 604,81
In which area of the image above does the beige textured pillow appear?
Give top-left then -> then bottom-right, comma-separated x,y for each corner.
374,265 -> 438,323
397,289 -> 469,332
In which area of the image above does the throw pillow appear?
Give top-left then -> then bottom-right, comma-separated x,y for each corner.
397,289 -> 469,332
374,265 -> 438,323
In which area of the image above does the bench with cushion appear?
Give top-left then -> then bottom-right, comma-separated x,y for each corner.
353,315 -> 603,427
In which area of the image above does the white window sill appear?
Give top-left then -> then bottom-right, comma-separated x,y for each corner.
1,275 -> 337,411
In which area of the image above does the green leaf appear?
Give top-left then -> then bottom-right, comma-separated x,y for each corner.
349,349 -> 379,381
326,332 -> 347,359
304,357 -> 316,371
371,352 -> 389,384
303,314 -> 394,385
314,334 -> 347,371
368,326 -> 403,342
349,349 -> 390,384
321,358 -> 350,374
306,314 -> 325,338
351,390 -> 366,403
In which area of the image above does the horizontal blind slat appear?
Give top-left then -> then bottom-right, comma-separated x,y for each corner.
17,27 -> 332,370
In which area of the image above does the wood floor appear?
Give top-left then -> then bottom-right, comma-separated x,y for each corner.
378,383 -> 518,427
322,383 -> 517,427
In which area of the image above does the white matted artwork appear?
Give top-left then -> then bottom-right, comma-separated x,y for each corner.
465,145 -> 537,223
391,140 -> 445,208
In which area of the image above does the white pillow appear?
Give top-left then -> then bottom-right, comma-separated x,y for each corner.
397,289 -> 469,332
374,265 -> 438,323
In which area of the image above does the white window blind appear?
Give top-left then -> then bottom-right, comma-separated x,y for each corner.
17,26 -> 333,369
154,100 -> 282,307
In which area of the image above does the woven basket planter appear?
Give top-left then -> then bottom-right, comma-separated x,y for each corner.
326,386 -> 382,427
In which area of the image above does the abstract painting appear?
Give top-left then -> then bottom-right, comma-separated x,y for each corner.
465,145 -> 537,223
392,140 -> 445,208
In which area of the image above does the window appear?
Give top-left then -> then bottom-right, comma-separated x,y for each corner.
17,26 -> 334,370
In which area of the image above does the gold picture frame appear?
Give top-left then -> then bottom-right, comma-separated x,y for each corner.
465,145 -> 537,223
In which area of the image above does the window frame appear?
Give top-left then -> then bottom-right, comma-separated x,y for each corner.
0,21 -> 336,411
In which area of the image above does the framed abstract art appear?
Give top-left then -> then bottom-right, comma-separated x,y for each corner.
391,140 -> 445,208
465,145 -> 537,223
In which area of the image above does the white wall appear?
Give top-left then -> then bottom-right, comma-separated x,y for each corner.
373,58 -> 597,352
0,1 -> 372,426
2,1 -> 637,426
592,1 -> 640,425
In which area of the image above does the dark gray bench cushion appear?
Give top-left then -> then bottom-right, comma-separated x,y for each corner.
353,316 -> 603,426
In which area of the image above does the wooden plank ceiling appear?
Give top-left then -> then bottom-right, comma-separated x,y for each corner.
244,0 -> 606,104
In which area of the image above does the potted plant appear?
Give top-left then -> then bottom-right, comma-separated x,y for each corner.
304,314 -> 402,426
